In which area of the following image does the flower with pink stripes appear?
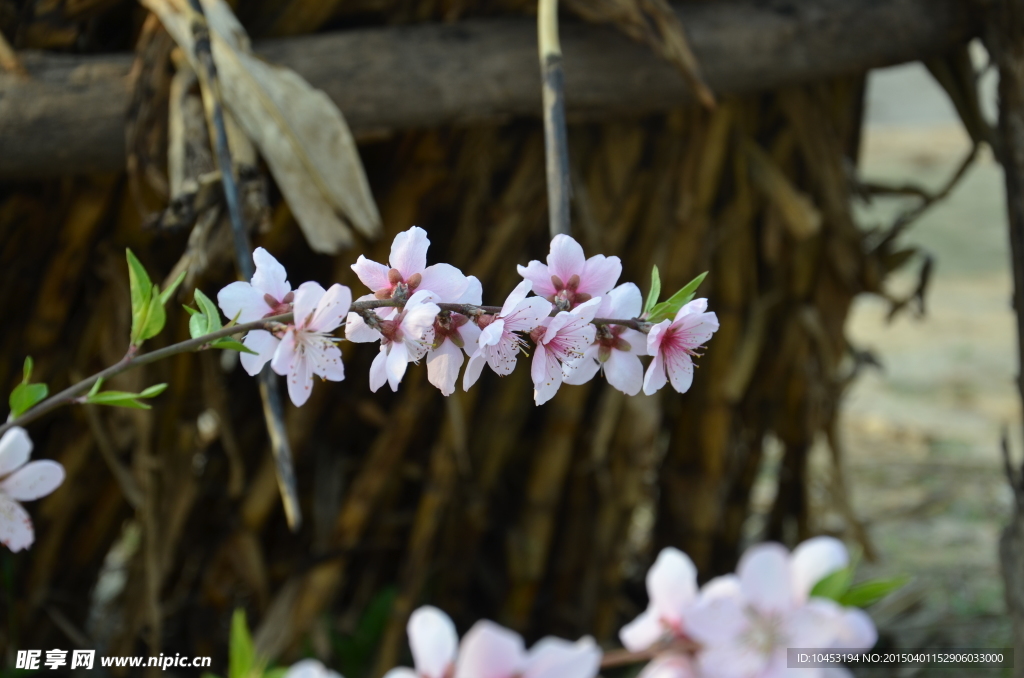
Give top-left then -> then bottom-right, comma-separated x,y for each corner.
462,281 -> 551,390
643,299 -> 719,395
517,234 -> 621,311
530,298 -> 599,405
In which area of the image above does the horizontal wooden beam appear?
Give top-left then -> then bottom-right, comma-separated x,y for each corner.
0,0 -> 979,178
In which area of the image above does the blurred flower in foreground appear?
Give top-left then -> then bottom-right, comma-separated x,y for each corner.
0,427 -> 65,552
284,659 -> 344,678
454,619 -> 601,678
619,546 -> 699,652
383,606 -> 458,678
684,537 -> 876,678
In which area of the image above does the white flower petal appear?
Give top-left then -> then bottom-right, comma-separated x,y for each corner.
532,346 -> 563,406
504,298 -> 554,333
386,341 -> 410,391
458,276 -> 483,305
270,328 -> 297,377
648,547 -> 698,623
352,255 -> 392,292
458,319 -> 482,355
603,350 -> 643,396
418,264 -> 470,302
738,542 -> 793,615
561,346 -> 600,386
240,330 -> 279,376
462,350 -> 486,390
382,669 -> 418,678
643,351 -> 668,395
578,254 -> 621,297
408,605 -> 458,678
286,349 -> 313,407
683,592 -> 748,647
0,460 -> 64,501
791,536 -> 849,602
696,642 -> 767,678
0,493 -> 33,552
307,339 -> 345,382
427,339 -> 464,397
619,607 -> 664,652
391,226 -> 430,279
0,427 -> 32,477
217,281 -> 271,324
546,234 -> 586,285
293,282 -> 327,327
346,311 -> 384,343
517,261 -> 558,298
664,351 -> 694,394
601,282 -> 642,320
454,621 -> 525,678
284,659 -> 340,678
370,347 -> 389,393
500,280 -> 535,317
523,636 -> 600,678
636,654 -> 696,678
251,247 -> 291,301
309,284 -> 352,334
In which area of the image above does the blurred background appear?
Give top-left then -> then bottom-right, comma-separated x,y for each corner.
1,1 -> 1020,677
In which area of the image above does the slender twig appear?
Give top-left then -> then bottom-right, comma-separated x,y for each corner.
538,0 -> 571,237
0,314 -> 292,438
185,0 -> 302,530
2,297 -> 651,438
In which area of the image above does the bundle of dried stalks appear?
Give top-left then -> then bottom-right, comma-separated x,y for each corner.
0,0 -> 976,675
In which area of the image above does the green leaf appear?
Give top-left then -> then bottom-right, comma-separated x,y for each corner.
194,289 -> 223,332
127,249 -> 154,345
201,673 -> 224,678
189,310 -> 210,340
211,338 -> 257,355
139,383 -> 169,398
136,287 -> 167,343
84,383 -> 168,410
85,391 -> 153,409
810,564 -> 855,602
263,669 -> 288,678
9,357 -> 48,417
647,271 -> 708,322
839,576 -> 910,608
183,305 -> 201,317
9,383 -> 47,418
87,377 -> 104,399
643,265 -> 662,316
229,609 -> 256,678
159,270 -> 187,305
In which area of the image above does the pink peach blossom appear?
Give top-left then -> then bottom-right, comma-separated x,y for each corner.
530,298 -> 599,405
563,283 -> 648,396
643,298 -> 719,396
353,290 -> 441,393
426,277 -> 483,396
0,427 -> 65,552
383,606 -> 459,678
462,281 -> 552,390
217,247 -> 295,376
453,620 -> 600,678
352,226 -> 469,303
517,234 -> 621,311
682,538 -> 873,678
620,547 -> 699,652
269,282 -> 351,407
